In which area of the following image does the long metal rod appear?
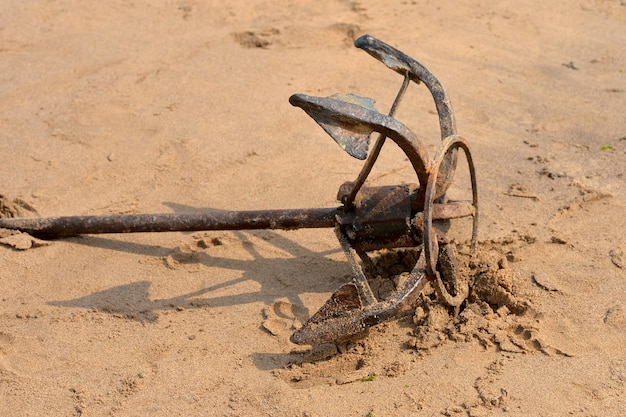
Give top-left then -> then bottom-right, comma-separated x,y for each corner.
0,207 -> 340,238
0,201 -> 475,239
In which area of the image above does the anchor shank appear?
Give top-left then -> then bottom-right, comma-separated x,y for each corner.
0,207 -> 340,238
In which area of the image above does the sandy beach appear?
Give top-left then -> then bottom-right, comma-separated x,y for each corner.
1,1 -> 625,415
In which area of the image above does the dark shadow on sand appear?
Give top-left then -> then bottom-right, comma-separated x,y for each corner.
48,202 -> 346,324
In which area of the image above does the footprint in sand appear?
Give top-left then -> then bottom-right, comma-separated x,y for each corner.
261,301 -> 309,345
0,332 -> 17,377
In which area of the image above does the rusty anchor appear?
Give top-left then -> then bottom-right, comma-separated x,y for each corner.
0,35 -> 478,346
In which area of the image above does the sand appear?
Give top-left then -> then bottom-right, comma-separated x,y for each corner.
1,1 -> 625,416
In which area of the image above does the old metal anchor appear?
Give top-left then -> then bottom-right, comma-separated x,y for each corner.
0,35 -> 478,346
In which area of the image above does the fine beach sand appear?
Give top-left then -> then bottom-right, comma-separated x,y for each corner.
1,1 -> 625,416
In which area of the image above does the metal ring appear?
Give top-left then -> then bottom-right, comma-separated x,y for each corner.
423,135 -> 478,296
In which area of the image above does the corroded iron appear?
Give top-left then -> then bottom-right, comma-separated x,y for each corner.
0,35 -> 478,346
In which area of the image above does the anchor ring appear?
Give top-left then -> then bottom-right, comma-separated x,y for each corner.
423,135 -> 478,306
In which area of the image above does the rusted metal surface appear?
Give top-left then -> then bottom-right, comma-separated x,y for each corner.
291,258 -> 428,345
338,184 -> 413,248
0,201 -> 473,239
0,35 -> 479,347
354,34 -> 459,201
289,93 -> 432,192
0,208 -> 339,238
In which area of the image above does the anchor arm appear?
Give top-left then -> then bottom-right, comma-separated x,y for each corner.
354,34 -> 459,201
354,34 -> 456,138
289,93 -> 431,191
